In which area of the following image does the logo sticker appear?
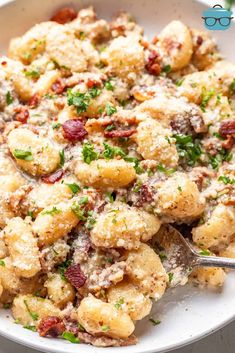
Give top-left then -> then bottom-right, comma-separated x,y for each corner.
202,4 -> 233,30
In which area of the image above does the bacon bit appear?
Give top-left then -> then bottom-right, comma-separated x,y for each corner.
51,78 -> 65,94
220,119 -> 235,137
222,135 -> 234,150
38,316 -> 65,337
65,264 -> 86,289
139,184 -> 154,204
152,36 -> 159,45
196,36 -> 203,46
28,94 -> 40,108
41,169 -> 64,184
51,7 -> 77,24
104,128 -> 136,138
140,38 -> 149,49
14,106 -> 29,124
86,78 -> 101,89
62,119 -> 88,142
145,51 -> 161,76
1,61 -> 7,66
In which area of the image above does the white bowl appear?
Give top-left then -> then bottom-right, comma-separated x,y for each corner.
0,0 -> 235,352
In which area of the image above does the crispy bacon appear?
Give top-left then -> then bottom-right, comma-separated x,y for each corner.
65,264 -> 86,289
41,169 -> 64,184
196,36 -> 203,46
51,7 -> 77,24
14,106 -> 29,124
222,135 -> 234,150
28,94 -> 40,108
104,128 -> 136,138
145,51 -> 161,76
38,316 -> 65,337
51,78 -> 65,94
62,119 -> 88,142
220,119 -> 235,137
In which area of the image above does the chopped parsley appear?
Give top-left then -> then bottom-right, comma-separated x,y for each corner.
59,149 -> 65,167
162,64 -> 171,73
62,332 -> 80,344
27,211 -> 34,218
200,87 -> 215,112
58,259 -> 72,280
6,91 -> 13,105
41,206 -> 61,216
0,260 -> 5,267
158,252 -> 167,262
168,272 -> 174,283
85,211 -> 96,230
67,88 -> 101,114
23,300 -> 39,321
175,78 -> 184,87
208,149 -> 232,170
174,134 -> 202,166
101,325 -> 110,332
177,185 -> 182,192
105,124 -> 116,131
105,80 -> 114,91
103,142 -> 126,159
23,325 -> 37,332
82,142 -> 99,164
218,175 -> 235,185
25,69 -> 41,79
105,192 -> 115,203
149,318 -> 161,326
106,103 -> 117,116
213,132 -> 224,140
199,249 -> 211,256
3,303 -> 10,309
13,149 -> 33,161
114,297 -> 124,309
66,183 -> 81,195
52,122 -> 62,129
71,196 -> 89,221
124,156 -> 143,174
157,163 -> 176,176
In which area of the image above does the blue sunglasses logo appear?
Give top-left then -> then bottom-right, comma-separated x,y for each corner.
202,4 -> 233,30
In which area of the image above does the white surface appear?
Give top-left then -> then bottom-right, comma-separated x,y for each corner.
0,0 -> 235,352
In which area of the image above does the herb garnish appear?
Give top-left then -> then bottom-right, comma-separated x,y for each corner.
13,149 -> 33,161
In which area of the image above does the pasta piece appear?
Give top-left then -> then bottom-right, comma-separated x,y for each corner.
107,281 -> 152,321
75,159 -> 136,188
26,183 -> 73,216
33,69 -> 61,96
126,243 -> 167,300
190,267 -> 226,288
102,34 -> 144,81
8,128 -> 60,176
9,22 -> 57,64
157,21 -> 193,71
32,200 -> 79,246
192,204 -> 235,249
46,24 -> 88,72
136,95 -> 201,128
44,274 -> 75,308
0,257 -> 21,294
77,294 -> 134,339
136,119 -> 178,167
219,241 -> 235,258
3,217 -> 41,278
157,172 -> 205,220
91,202 -> 161,249
12,294 -> 61,326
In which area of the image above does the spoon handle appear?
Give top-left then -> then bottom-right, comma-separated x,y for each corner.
195,255 -> 235,270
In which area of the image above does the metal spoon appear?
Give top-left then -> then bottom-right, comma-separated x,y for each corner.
151,224 -> 235,287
